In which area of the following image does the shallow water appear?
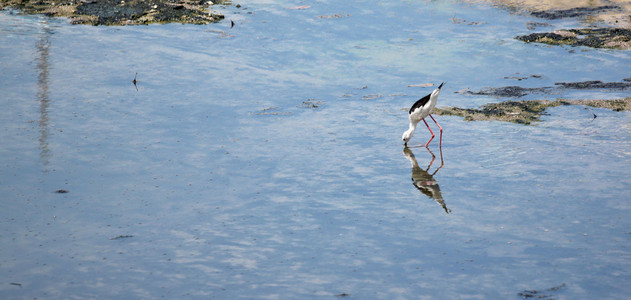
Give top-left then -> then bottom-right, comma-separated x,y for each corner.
1,1 -> 631,299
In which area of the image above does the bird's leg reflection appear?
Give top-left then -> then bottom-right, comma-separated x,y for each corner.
427,146 -> 444,176
403,146 -> 450,214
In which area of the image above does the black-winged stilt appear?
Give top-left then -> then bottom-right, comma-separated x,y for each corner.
402,82 -> 444,147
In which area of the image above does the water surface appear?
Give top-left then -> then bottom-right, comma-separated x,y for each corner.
1,1 -> 630,299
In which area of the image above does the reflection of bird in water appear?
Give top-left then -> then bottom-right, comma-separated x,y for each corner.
402,82 -> 444,147
403,146 -> 450,214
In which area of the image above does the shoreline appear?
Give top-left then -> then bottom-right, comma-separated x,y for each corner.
469,0 -> 631,50
1,0 -> 629,48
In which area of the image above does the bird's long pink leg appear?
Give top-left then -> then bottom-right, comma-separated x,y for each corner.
428,114 -> 443,147
423,119 -> 435,147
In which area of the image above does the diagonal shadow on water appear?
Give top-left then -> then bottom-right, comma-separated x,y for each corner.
403,146 -> 451,214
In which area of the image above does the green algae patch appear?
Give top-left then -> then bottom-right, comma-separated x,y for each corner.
435,98 -> 631,125
0,0 -> 227,25
567,98 -> 631,112
435,100 -> 561,125
516,28 -> 631,50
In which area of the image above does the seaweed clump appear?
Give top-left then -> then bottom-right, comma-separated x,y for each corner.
0,0 -> 226,25
435,100 -> 560,125
467,86 -> 550,98
554,80 -> 631,90
516,28 -> 631,50
434,98 -> 631,125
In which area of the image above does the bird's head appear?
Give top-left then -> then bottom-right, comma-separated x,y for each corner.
432,82 -> 445,97
402,129 -> 413,144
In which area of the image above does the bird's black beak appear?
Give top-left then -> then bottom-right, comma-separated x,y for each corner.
438,82 -> 445,89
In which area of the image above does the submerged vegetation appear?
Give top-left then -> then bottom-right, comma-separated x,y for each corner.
0,0 -> 228,25
516,28 -> 631,50
435,98 -> 631,125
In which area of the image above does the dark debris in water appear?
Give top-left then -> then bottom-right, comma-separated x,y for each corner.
249,107 -> 292,116
318,13 -> 351,19
362,93 -> 383,100
299,99 -> 324,109
0,0 -> 227,25
451,16 -> 486,26
526,22 -> 551,30
434,98 -> 631,125
504,74 -> 542,81
55,189 -> 69,194
467,86 -> 550,98
110,235 -> 134,240
517,283 -> 566,299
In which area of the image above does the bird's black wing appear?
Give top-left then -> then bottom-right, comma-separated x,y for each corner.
409,93 -> 431,115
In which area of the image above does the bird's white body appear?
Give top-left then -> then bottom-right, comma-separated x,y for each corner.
402,82 -> 444,147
